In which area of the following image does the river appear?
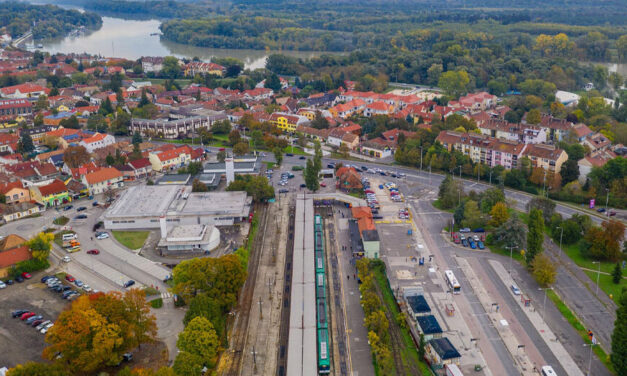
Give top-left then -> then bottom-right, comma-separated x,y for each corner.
35,12 -> 329,69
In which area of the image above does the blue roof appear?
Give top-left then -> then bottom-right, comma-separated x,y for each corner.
45,111 -> 74,119
428,337 -> 460,360
407,295 -> 430,314
416,315 -> 442,334
63,134 -> 80,141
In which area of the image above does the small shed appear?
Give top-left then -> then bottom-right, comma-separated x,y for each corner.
406,295 -> 431,318
416,315 -> 443,340
426,337 -> 461,368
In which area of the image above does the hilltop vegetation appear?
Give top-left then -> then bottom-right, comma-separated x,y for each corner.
0,2 -> 102,39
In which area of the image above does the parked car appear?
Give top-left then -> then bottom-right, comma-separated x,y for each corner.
510,284 -> 521,295
92,201 -> 99,207
124,280 -> 136,288
76,207 -> 87,212
300,183 -> 306,188
87,249 -> 100,255
40,323 -> 53,334
473,228 -> 485,233
469,241 -> 477,249
0,280 -> 6,289
63,205 -> 73,211
597,208 -> 606,213
278,189 -> 289,193
82,284 -> 92,292
74,280 -> 84,287
461,239 -> 469,247
65,275 -> 75,282
41,276 -> 53,283
21,272 -> 32,279
299,156 -> 306,160
320,182 -> 326,187
15,275 -> 24,283
21,312 -> 36,320
62,256 -> 71,263
12,310 -> 28,318
26,315 -> 43,324
36,320 -> 51,330
459,228 -> 471,233
75,214 -> 88,219
6,279 -> 14,285
285,153 -> 294,157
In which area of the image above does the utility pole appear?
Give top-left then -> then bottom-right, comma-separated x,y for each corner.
477,164 -> 481,183
259,297 -> 263,320
506,244 -> 517,275
556,226 -> 563,260
489,169 -> 493,185
592,261 -> 601,295
252,346 -> 257,373
605,188 -> 610,215
419,146 -> 423,171
539,287 -> 553,318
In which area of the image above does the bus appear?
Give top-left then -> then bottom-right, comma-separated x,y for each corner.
444,270 -> 461,294
317,328 -> 331,374
540,366 -> 557,376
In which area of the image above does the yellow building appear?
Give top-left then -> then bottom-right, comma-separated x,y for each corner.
269,112 -> 309,133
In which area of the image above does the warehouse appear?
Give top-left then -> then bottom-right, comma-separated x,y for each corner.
102,185 -> 252,230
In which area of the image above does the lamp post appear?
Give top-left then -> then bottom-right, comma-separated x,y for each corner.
506,244 -> 517,275
556,226 -> 563,260
605,188 -> 610,216
538,287 -> 553,319
489,169 -> 493,185
419,146 -> 423,171
584,343 -> 598,376
592,261 -> 601,295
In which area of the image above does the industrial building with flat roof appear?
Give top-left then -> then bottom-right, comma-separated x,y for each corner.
102,185 -> 252,230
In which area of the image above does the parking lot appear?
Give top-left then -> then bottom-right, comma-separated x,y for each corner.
0,277 -> 69,368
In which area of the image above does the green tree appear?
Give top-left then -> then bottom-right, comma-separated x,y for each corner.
526,209 -> 545,264
161,56 -> 181,79
265,73 -> 282,91
173,351 -> 204,376
526,109 -> 541,124
132,131 -> 143,145
438,174 -> 464,209
99,97 -> 113,115
311,111 -> 330,129
19,132 -> 35,153
462,200 -> 483,229
86,113 -> 107,132
531,253 -> 556,287
479,187 -> 505,213
560,159 -> 579,185
217,150 -> 226,163
304,158 -> 320,192
139,89 -> 151,107
339,143 -> 350,158
233,142 -> 249,156
26,232 -> 54,261
494,216 -> 527,249
228,129 -> 241,146
177,317 -> 220,367
613,262 -> 623,285
184,294 -> 225,339
438,70 -> 470,98
226,175 -> 275,202
611,289 -> 627,374
527,196 -> 556,224
7,362 -> 67,376
418,333 -> 426,361
273,147 -> 283,165
488,202 -> 509,227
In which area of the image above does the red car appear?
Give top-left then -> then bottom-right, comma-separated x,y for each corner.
87,249 -> 100,255
21,312 -> 35,320
65,274 -> 75,282
320,182 -> 327,187
21,272 -> 32,279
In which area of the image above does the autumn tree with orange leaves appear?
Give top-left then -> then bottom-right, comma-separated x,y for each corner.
42,289 -> 157,374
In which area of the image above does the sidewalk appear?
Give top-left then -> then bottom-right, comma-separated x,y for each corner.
489,260 -> 584,376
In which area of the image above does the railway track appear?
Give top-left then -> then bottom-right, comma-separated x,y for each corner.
372,280 -> 406,375
276,202 -> 295,376
221,203 -> 270,376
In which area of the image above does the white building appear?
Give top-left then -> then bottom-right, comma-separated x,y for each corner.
78,132 -> 116,153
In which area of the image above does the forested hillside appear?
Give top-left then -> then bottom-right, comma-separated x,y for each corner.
0,2 -> 102,39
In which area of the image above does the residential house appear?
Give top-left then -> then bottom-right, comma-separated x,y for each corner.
149,146 -> 193,172
22,126 -> 57,145
523,144 -> 568,172
0,98 -> 32,122
327,128 -> 359,149
536,115 -> 573,142
361,140 -> 394,158
583,132 -> 612,153
577,150 -> 617,184
335,167 -> 363,192
0,133 -> 18,153
66,179 -> 89,198
0,201 -> 44,223
128,158 -> 153,178
184,62 -> 225,77
269,112 -> 310,133
141,57 -> 164,73
243,88 -> 273,100
79,132 -> 116,153
436,130 -> 528,169
4,161 -> 59,186
0,83 -> 50,99
82,167 -> 124,195
0,181 -> 30,204
448,91 -> 497,111
0,234 -> 30,278
363,101 -> 393,117
571,123 -> 594,142
295,125 -> 330,142
29,179 -> 70,207
329,99 -> 366,118
477,119 -> 547,144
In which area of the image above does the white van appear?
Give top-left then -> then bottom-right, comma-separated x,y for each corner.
62,233 -> 77,241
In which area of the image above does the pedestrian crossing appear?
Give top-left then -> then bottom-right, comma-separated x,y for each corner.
160,292 -> 172,300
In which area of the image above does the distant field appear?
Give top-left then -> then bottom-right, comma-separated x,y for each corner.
112,230 -> 150,250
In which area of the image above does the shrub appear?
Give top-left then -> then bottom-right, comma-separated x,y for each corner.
150,298 -> 163,308
11,258 -> 50,278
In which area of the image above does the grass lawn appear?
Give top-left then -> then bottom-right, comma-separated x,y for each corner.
547,289 -> 615,374
485,239 -> 525,263
283,146 -> 308,155
583,271 -> 626,300
264,161 -> 276,169
147,78 -> 191,86
53,216 -> 69,226
112,231 -> 150,250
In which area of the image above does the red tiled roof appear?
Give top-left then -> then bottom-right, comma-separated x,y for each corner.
38,179 -> 67,197
128,157 -> 151,169
0,245 -> 31,268
84,167 -> 122,185
0,180 -> 24,195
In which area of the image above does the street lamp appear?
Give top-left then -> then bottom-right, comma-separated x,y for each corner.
556,226 -> 564,260
592,261 -> 601,295
605,188 -> 610,216
538,287 -> 553,319
419,146 -> 423,171
584,342 -> 598,376
505,244 -> 517,275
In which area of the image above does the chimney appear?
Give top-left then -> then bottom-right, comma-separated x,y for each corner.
160,216 -> 167,239
225,157 -> 235,185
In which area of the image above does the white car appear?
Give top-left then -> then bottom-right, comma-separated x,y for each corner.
82,284 -> 92,292
510,284 -> 521,296
96,233 -> 109,240
40,323 -> 54,334
62,256 -> 71,263
0,280 -> 6,289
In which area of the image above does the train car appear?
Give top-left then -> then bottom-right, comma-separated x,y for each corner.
317,328 -> 331,374
316,297 -> 328,330
316,272 -> 326,300
315,250 -> 325,274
